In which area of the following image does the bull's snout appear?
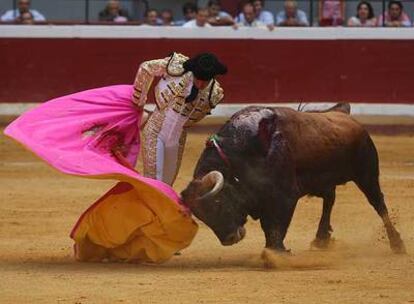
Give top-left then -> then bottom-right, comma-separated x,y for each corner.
221,227 -> 246,246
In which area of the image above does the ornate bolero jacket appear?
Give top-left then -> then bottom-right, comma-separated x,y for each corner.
132,52 -> 224,127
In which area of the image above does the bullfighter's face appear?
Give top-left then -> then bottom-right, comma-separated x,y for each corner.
181,171 -> 247,246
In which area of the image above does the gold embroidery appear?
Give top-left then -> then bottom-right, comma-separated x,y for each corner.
155,73 -> 192,111
141,110 -> 165,179
166,53 -> 189,76
141,110 -> 188,186
172,130 -> 187,183
138,58 -> 225,183
209,83 -> 224,108
132,57 -> 169,107
183,80 -> 224,127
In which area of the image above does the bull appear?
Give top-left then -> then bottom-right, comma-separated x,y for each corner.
181,104 -> 406,254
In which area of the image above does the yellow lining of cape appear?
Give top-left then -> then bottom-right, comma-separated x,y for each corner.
5,132 -> 198,263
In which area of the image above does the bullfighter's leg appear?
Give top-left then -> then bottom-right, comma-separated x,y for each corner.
311,188 -> 336,249
260,195 -> 298,252
142,111 -> 186,186
142,111 -> 165,180
354,136 -> 406,254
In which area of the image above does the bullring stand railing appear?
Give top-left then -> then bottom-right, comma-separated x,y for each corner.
3,0 -> 414,26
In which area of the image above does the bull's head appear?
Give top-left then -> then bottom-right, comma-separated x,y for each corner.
181,171 -> 247,246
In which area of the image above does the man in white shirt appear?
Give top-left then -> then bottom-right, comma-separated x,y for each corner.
276,0 -> 309,27
1,0 -> 45,22
236,0 -> 274,26
175,2 -> 197,26
234,2 -> 267,29
207,0 -> 234,26
183,7 -> 211,28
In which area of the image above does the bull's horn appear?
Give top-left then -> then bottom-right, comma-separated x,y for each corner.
198,171 -> 224,200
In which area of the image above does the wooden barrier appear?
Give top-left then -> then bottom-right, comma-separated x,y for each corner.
1,26 -> 414,103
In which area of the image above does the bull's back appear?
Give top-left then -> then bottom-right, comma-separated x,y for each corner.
274,108 -> 367,169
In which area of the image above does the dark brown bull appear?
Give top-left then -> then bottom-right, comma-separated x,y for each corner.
181,104 -> 406,254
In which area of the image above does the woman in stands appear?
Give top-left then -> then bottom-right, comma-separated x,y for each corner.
377,0 -> 411,27
347,1 -> 376,27
5,52 -> 227,264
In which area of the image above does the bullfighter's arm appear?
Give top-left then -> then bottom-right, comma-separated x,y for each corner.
132,57 -> 169,107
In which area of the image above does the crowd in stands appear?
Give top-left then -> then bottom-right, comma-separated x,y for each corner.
1,0 -> 413,28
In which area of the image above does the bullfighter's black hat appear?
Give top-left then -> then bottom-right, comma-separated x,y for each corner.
183,53 -> 228,81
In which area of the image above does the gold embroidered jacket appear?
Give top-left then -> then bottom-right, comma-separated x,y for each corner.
133,52 -> 224,127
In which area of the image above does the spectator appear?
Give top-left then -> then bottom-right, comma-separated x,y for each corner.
377,1 -> 411,27
17,11 -> 34,24
183,7 -> 211,28
144,8 -> 160,26
1,0 -> 45,22
99,0 -> 129,22
207,0 -> 234,25
348,1 -> 376,27
234,2 -> 267,28
276,0 -> 309,27
319,0 -> 345,26
160,9 -> 174,26
176,2 -> 198,26
236,0 -> 274,26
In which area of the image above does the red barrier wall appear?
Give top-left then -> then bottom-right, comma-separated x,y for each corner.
1,37 -> 414,103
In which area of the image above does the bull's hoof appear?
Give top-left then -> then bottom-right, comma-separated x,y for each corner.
390,238 -> 407,255
276,248 -> 292,255
311,237 -> 335,250
261,248 -> 292,269
263,247 -> 292,255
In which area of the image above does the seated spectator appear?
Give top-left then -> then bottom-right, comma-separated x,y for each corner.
276,0 -> 309,27
175,2 -> 198,26
183,7 -> 211,28
348,1 -> 376,27
377,0 -> 411,27
160,9 -> 174,26
1,0 -> 45,22
319,0 -> 345,26
236,0 -> 274,26
143,8 -> 160,26
17,11 -> 34,24
234,2 -> 267,28
99,0 -> 129,22
207,0 -> 234,26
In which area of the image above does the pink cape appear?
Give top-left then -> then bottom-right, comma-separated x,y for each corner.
4,85 -> 198,263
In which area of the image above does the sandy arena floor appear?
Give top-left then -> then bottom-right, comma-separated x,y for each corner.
0,116 -> 414,304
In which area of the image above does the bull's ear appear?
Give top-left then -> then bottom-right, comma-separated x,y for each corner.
258,115 -> 276,154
